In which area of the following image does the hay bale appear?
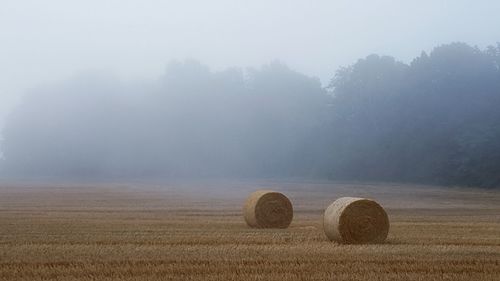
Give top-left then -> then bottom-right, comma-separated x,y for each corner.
323,197 -> 389,244
243,190 -> 293,228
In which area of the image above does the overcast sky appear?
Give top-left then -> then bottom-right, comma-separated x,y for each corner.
1,0 -> 500,129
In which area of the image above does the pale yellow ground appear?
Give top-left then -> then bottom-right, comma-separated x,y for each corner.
0,180 -> 499,280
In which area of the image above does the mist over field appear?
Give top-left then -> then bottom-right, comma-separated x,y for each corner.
2,3 -> 500,281
1,1 -> 500,188
1,61 -> 328,179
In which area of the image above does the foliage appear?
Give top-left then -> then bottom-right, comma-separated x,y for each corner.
327,43 -> 500,187
2,43 -> 500,187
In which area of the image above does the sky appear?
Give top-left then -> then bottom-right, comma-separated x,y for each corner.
1,0 -> 500,129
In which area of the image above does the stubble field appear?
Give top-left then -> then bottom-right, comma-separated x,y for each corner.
0,180 -> 499,280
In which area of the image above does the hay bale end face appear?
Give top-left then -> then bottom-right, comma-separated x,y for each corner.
323,197 -> 389,244
243,190 -> 293,228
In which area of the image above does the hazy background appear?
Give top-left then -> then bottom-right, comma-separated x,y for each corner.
1,1 -> 500,187
2,0 -> 500,129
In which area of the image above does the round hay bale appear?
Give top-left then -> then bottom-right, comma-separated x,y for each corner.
243,190 -> 293,228
323,197 -> 389,244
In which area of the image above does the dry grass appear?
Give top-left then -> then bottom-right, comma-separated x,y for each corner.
0,180 -> 499,280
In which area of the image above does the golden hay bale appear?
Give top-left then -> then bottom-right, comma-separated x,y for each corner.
323,197 -> 389,244
243,190 -> 293,228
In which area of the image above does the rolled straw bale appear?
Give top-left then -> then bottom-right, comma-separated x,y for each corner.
243,190 -> 293,228
323,197 -> 389,244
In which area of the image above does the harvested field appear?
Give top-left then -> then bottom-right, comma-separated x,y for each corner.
0,180 -> 499,280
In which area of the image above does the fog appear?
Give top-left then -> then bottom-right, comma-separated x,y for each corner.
3,1 -> 500,126
1,1 -> 500,187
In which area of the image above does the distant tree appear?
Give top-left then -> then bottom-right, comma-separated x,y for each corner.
326,43 -> 500,187
0,60 -> 328,179
326,54 -> 410,180
2,43 -> 500,188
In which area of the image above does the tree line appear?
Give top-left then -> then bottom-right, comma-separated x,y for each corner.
1,42 -> 500,188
